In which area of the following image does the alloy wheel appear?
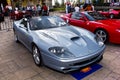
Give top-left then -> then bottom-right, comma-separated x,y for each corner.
95,29 -> 108,43
32,46 -> 41,66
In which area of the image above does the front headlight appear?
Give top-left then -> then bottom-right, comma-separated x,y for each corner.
49,47 -> 65,54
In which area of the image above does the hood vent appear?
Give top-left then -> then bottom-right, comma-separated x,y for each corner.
71,36 -> 80,41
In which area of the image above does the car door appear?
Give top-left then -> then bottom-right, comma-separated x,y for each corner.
69,12 -> 87,29
18,19 -> 32,49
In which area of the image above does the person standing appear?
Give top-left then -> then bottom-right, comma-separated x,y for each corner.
65,1 -> 71,14
70,4 -> 75,12
74,4 -> 80,12
84,4 -> 93,11
91,4 -> 95,11
41,3 -> 49,16
67,4 -> 71,13
65,3 -> 68,14
36,4 -> 41,16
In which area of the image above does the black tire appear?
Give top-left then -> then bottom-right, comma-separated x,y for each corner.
32,45 -> 42,66
110,14 -> 114,19
95,29 -> 109,43
14,31 -> 19,42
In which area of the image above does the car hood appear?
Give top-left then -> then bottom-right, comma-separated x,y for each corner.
96,19 -> 120,28
35,26 -> 101,57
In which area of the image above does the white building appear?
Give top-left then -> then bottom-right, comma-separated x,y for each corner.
51,0 -> 120,6
52,0 -> 88,6
104,0 -> 120,3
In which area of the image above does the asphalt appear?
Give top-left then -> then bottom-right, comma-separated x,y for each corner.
0,15 -> 120,80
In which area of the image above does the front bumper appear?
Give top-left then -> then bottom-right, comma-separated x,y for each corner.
110,30 -> 120,44
41,45 -> 105,73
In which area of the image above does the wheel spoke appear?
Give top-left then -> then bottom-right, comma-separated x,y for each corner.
96,30 -> 107,43
100,31 -> 102,34
101,35 -> 106,38
33,46 -> 40,65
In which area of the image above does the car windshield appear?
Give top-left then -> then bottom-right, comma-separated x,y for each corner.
84,12 -> 107,21
30,16 -> 68,30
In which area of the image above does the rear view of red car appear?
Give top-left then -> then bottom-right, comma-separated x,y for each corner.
99,9 -> 120,19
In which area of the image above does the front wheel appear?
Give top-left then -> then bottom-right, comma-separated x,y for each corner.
32,45 -> 42,66
95,29 -> 108,43
14,31 -> 19,42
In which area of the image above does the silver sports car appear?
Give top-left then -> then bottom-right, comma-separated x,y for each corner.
13,16 -> 105,73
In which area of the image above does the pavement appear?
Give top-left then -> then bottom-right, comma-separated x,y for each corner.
0,16 -> 120,80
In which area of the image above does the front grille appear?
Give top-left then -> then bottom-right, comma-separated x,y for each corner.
73,55 -> 99,66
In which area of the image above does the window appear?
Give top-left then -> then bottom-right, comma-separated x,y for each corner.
71,12 -> 83,20
29,20 -> 41,30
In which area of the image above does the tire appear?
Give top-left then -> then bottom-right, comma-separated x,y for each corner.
14,31 -> 19,42
95,29 -> 108,43
110,14 -> 114,19
32,45 -> 42,66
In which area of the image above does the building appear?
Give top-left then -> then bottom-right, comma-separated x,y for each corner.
104,0 -> 120,3
0,0 -> 51,8
1,0 -> 120,8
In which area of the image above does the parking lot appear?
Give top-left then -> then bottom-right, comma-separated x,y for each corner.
0,17 -> 120,80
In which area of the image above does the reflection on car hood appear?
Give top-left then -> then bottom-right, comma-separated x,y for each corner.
35,26 -> 101,57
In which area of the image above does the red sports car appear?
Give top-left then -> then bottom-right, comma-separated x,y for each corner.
10,10 -> 31,20
61,11 -> 120,44
99,9 -> 120,18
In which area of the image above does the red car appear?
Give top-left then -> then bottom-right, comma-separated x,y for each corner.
99,9 -> 120,18
61,11 -> 120,44
10,10 -> 23,20
10,10 -> 31,20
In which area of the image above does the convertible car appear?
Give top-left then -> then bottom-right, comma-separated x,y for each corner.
61,11 -> 120,44
98,9 -> 120,18
13,16 -> 105,73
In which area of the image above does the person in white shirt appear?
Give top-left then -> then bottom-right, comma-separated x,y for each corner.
74,4 -> 80,12
91,4 -> 95,11
36,4 -> 41,16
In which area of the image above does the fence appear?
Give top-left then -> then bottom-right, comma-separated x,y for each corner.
0,17 -> 13,31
